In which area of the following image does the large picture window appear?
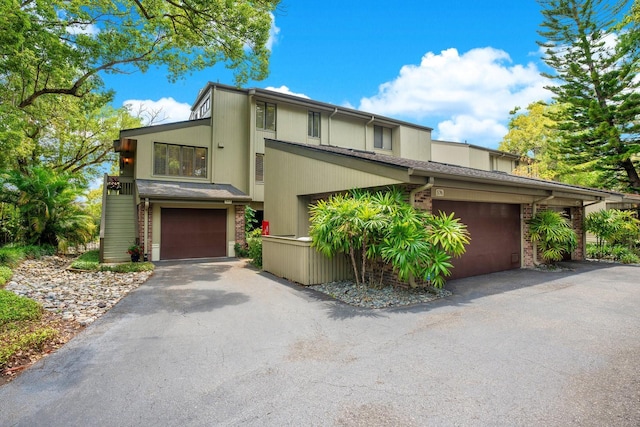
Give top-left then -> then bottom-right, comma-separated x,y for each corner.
154,143 -> 207,177
256,101 -> 276,131
374,125 -> 392,150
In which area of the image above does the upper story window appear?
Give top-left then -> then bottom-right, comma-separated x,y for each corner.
308,111 -> 320,138
154,143 -> 207,178
374,125 -> 392,150
199,97 -> 210,118
256,101 -> 276,131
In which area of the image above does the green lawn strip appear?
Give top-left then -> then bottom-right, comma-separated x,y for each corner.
0,290 -> 42,325
0,289 -> 59,368
0,266 -> 12,286
70,250 -> 155,272
0,324 -> 59,367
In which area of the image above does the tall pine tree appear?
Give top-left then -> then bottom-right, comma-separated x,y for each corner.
538,0 -> 640,192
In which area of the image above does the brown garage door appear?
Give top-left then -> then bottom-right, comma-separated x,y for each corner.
432,200 -> 521,279
160,208 -> 227,260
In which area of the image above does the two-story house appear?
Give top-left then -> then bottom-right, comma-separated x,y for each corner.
100,83 -> 611,282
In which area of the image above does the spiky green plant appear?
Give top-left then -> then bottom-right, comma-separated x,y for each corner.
529,210 -> 577,264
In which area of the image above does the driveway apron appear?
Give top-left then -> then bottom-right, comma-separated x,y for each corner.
1,259 -> 639,426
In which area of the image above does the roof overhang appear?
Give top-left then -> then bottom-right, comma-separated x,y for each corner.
266,139 -> 615,203
136,179 -> 251,203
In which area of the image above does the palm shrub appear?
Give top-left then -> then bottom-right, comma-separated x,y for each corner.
309,188 -> 470,288
0,167 -> 95,252
585,209 -> 640,259
528,210 -> 577,264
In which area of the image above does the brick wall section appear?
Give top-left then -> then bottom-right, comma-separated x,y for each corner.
522,203 -> 534,267
235,205 -> 246,247
571,206 -> 585,260
412,187 -> 433,213
136,203 -> 153,259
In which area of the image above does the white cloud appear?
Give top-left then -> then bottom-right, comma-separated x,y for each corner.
437,116 -> 508,146
266,13 -> 280,50
123,97 -> 192,125
358,47 -> 553,147
264,85 -> 310,99
66,23 -> 99,36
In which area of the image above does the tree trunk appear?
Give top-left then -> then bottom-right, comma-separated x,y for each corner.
620,158 -> 640,193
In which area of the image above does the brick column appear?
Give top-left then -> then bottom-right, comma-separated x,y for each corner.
571,206 -> 584,261
137,202 -> 153,259
235,205 -> 246,247
522,203 -> 534,268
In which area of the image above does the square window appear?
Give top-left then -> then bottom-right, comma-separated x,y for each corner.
374,125 -> 392,150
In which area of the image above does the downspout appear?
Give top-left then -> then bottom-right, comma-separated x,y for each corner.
365,116 -> 375,150
408,177 -> 435,287
410,177 -> 435,207
531,194 -> 555,266
144,198 -> 149,262
327,107 -> 338,146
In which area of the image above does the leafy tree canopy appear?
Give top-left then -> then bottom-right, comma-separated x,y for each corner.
0,0 -> 279,172
499,101 -> 607,186
537,0 -> 640,193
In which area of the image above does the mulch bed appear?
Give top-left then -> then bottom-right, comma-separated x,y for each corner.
1,312 -> 85,386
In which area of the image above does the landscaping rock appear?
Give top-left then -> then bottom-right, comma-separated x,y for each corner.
5,256 -> 152,325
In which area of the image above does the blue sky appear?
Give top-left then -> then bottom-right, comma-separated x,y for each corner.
103,1 -> 555,148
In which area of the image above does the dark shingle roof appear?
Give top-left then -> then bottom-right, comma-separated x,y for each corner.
136,179 -> 250,201
266,139 -> 614,199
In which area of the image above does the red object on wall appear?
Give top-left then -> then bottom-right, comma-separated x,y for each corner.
262,220 -> 270,236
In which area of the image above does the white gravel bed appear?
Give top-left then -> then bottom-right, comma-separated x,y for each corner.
5,256 -> 152,325
310,281 -> 452,308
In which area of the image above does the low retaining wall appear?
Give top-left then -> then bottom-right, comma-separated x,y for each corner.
262,236 -> 353,285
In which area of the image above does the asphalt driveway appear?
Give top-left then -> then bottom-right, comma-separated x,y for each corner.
1,260 -> 639,426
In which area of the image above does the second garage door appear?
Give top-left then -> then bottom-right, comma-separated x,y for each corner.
160,208 -> 227,260
432,200 -> 521,280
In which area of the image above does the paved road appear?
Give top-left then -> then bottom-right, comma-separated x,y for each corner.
1,260 -> 639,426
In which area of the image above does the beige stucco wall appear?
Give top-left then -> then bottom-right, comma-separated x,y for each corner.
469,147 -> 490,170
431,141 -> 471,167
398,127 -> 431,162
264,148 -> 403,237
211,89 -> 250,193
492,155 -> 516,173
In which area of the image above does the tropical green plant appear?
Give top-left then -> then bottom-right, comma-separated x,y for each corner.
0,167 -> 95,251
247,229 -> 263,267
245,206 -> 259,233
528,210 -> 578,263
309,188 -> 470,288
585,209 -> 640,258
